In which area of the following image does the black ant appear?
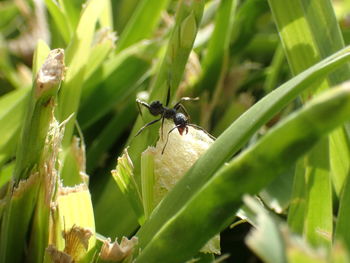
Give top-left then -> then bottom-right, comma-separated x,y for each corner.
135,89 -> 215,154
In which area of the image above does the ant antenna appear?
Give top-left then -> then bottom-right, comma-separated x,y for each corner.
135,117 -> 162,137
165,83 -> 171,107
162,125 -> 181,154
136,99 -> 151,119
188,123 -> 216,140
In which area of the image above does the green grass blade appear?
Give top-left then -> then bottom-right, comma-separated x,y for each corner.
135,82 -> 350,263
268,0 -> 322,76
287,159 -> 307,234
0,40 -> 49,169
92,175 -> 138,238
0,88 -> 28,167
335,166 -> 350,251
114,0 -> 139,32
195,0 -> 237,95
99,0 -> 113,29
57,0 -> 82,32
141,151 -> 155,220
300,0 -> 350,84
111,150 -> 144,224
44,0 -> 71,44
245,197 -> 287,263
264,44 -> 285,93
57,0 -> 108,147
330,128 -> 350,194
0,49 -> 64,263
116,0 -> 170,52
258,168 -> 294,214
83,29 -> 116,83
32,40 -> 51,79
13,49 -> 64,182
0,174 -> 41,263
229,0 -> 269,54
0,2 -> 18,30
136,46 -> 350,244
303,139 -> 332,248
86,102 -> 136,173
268,0 -> 350,248
79,42 -> 156,129
0,163 -> 13,189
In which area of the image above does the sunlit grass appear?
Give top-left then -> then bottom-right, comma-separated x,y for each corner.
0,0 -> 350,262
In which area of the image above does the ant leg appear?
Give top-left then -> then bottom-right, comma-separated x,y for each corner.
166,82 -> 171,107
175,103 -> 191,122
188,124 -> 216,140
135,117 -> 162,137
161,116 -> 165,141
173,97 -> 199,109
136,99 -> 151,117
162,125 -> 180,154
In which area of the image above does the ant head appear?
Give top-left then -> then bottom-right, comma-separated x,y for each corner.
149,101 -> 164,116
174,113 -> 188,135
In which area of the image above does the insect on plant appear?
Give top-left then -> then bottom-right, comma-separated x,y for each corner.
135,88 -> 215,154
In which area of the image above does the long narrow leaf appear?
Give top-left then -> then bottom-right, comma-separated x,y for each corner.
116,0 -> 170,52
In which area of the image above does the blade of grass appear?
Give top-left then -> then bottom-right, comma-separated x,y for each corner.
135,82 -> 350,263
114,0 -> 139,32
92,175 -> 139,238
264,44 -> 285,93
0,2 -> 18,30
99,0 -> 113,29
79,42 -> 156,129
56,0 -> 108,185
0,88 -> 29,167
0,174 -> 41,263
259,168 -> 294,214
86,101 -> 136,173
136,46 -> 350,244
57,0 -> 107,147
111,150 -> 144,225
269,0 -> 350,247
229,0 -> 270,55
300,0 -> 350,84
116,0 -> 170,52
141,151 -> 155,220
329,129 -> 350,194
44,0 -> 71,44
83,28 -> 116,83
50,184 -> 96,261
0,48 -> 64,263
0,163 -> 14,189
27,118 -> 62,263
0,40 -> 50,167
335,166 -> 350,251
245,197 -> 287,263
195,0 -> 237,95
57,0 -> 81,33
303,138 -> 332,247
287,159 -> 307,234
268,0 -> 350,248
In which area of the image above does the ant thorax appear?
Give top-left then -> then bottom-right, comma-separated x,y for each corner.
163,108 -> 176,119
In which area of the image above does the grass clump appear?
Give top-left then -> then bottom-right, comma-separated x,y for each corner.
1,0 -> 350,262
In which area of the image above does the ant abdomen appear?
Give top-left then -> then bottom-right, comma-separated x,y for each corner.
149,101 -> 164,116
